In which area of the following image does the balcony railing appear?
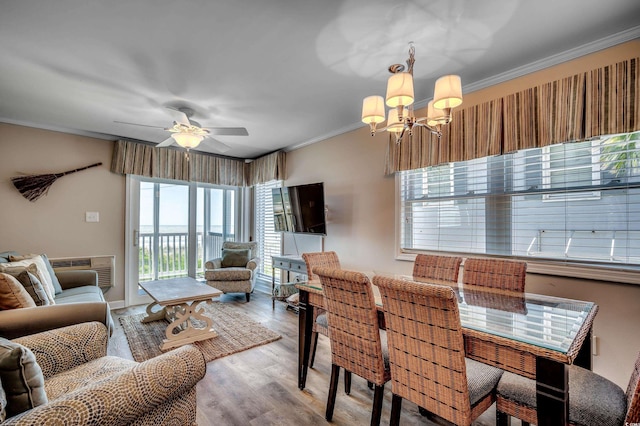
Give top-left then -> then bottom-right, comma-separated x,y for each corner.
139,231 -> 233,281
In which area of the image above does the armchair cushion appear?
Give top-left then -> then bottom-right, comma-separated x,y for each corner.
221,248 -> 250,268
0,337 -> 47,417
0,274 -> 36,310
205,267 -> 252,281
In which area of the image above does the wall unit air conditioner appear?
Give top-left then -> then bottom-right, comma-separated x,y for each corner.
49,255 -> 115,291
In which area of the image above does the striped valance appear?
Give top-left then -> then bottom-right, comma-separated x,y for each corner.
110,140 -> 285,186
386,57 -> 640,174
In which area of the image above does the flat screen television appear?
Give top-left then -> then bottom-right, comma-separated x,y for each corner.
272,182 -> 326,235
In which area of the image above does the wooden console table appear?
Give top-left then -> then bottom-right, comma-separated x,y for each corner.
271,255 -> 307,309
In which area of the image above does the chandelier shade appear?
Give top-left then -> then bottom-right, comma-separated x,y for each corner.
433,75 -> 463,109
361,95 -> 386,125
385,72 -> 415,108
171,132 -> 204,149
427,101 -> 448,127
386,107 -> 408,133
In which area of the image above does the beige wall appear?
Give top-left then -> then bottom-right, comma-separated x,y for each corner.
287,40 -> 640,388
0,123 -> 126,303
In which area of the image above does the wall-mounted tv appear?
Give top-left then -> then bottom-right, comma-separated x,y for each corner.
272,182 -> 326,235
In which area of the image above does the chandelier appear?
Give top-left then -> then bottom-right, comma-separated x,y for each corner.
361,43 -> 463,142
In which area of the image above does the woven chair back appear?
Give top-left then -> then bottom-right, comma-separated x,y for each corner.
373,275 -> 473,426
314,267 -> 389,385
462,258 -> 527,292
413,254 -> 463,283
302,251 -> 340,281
626,351 -> 640,423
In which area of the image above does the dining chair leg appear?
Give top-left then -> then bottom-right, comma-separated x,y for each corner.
390,393 -> 402,426
326,364 -> 340,421
496,410 -> 511,426
344,370 -> 352,394
309,331 -> 319,368
370,384 -> 385,426
367,381 -> 374,389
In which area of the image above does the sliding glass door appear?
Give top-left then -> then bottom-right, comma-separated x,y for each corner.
126,176 -> 240,306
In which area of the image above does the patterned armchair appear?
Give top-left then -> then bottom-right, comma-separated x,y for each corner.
204,241 -> 259,302
0,322 -> 206,425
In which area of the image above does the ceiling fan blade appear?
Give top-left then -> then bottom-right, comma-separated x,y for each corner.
165,107 -> 191,126
155,137 -> 175,148
202,137 -> 231,153
114,120 -> 165,129
204,127 -> 249,136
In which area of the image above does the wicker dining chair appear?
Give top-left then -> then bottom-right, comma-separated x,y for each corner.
373,275 -> 503,426
496,350 -> 640,426
462,257 -> 527,291
301,251 -> 340,368
413,253 -> 463,282
314,267 -> 390,426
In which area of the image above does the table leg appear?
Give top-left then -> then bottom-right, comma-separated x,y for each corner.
272,267 -> 276,309
298,290 -> 314,390
160,300 -> 217,351
574,329 -> 593,370
536,357 -> 568,426
141,301 -> 166,323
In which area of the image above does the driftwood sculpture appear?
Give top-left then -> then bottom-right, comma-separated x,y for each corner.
11,162 -> 102,202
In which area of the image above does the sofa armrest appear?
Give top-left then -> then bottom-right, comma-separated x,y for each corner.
13,322 -> 108,378
205,258 -> 222,269
0,302 -> 113,339
56,269 -> 98,289
3,345 -> 206,426
247,258 -> 259,272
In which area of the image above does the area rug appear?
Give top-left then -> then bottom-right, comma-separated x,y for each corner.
119,302 -> 281,363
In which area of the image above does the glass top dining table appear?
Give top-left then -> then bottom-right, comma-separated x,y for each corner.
295,275 -> 599,426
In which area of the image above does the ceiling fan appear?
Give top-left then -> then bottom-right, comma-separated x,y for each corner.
115,107 -> 248,153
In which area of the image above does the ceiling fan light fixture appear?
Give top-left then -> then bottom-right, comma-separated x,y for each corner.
172,132 -> 204,149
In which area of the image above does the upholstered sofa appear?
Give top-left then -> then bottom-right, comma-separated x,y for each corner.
204,241 -> 258,302
0,251 -> 114,339
0,321 -> 206,425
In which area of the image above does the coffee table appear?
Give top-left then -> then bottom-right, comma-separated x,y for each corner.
139,277 -> 223,351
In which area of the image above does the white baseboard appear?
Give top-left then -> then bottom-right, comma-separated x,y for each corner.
108,300 -> 126,310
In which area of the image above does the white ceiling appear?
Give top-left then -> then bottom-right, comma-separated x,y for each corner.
1,0 -> 639,159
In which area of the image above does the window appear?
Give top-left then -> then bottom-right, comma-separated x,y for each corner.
255,180 -> 282,283
399,131 -> 640,269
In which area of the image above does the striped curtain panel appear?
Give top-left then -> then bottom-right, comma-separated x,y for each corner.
386,56 -> 639,173
585,57 -> 640,138
111,140 -> 287,186
536,73 -> 585,147
110,140 -> 247,186
247,151 -> 287,186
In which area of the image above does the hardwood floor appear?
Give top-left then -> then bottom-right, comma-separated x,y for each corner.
109,290 -> 505,426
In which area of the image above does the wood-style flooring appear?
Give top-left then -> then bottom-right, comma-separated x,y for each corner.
109,290 -> 509,426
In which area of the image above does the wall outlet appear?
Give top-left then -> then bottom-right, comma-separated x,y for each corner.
85,211 -> 100,223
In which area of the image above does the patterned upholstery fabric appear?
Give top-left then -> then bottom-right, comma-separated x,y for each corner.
2,322 -> 206,425
497,350 -> 640,426
205,242 -> 259,299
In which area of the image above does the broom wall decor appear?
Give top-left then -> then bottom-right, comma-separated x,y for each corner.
11,162 -> 102,202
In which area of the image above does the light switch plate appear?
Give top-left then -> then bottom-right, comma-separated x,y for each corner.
85,211 -> 100,222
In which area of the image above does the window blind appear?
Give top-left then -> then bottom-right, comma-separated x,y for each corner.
255,180 -> 283,282
399,131 -> 640,268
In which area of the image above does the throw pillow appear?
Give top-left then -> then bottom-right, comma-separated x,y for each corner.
1,257 -> 55,304
0,337 -> 47,418
221,248 -> 250,268
0,274 -> 36,310
0,265 -> 50,306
